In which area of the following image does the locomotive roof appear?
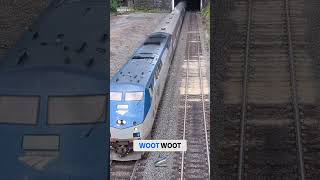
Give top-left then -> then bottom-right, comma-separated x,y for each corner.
0,66 -> 107,95
111,32 -> 170,87
0,0 -> 107,76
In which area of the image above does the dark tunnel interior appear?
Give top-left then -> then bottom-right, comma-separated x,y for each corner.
174,0 -> 200,11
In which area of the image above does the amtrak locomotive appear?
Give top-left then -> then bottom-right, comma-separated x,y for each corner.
110,1 -> 186,161
0,0 -> 108,179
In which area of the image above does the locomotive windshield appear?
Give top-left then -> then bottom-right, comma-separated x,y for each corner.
110,91 -> 144,101
0,96 -> 39,124
48,95 -> 106,124
110,92 -> 122,101
125,92 -> 144,101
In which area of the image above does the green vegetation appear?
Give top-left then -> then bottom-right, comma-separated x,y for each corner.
111,0 -> 120,12
201,2 -> 210,46
201,2 -> 210,20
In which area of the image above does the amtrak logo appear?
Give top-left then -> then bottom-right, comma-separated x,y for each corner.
18,151 -> 59,171
116,104 -> 128,115
116,109 -> 128,115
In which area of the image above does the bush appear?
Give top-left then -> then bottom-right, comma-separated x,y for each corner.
201,2 -> 210,19
111,0 -> 120,12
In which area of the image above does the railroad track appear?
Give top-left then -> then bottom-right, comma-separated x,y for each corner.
292,0 -> 320,178
214,0 -> 320,179
110,160 -> 142,180
240,0 -> 304,179
172,12 -> 210,180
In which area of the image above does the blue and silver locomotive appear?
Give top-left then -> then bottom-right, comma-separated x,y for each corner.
0,0 -> 108,179
110,1 -> 186,161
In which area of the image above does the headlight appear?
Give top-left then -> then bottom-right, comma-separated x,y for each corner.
134,127 -> 138,131
116,120 -> 126,125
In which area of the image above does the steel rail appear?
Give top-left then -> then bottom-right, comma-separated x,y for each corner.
180,26 -> 190,180
238,0 -> 252,179
197,36 -> 210,178
110,160 -> 139,180
129,160 -> 140,180
284,0 -> 305,179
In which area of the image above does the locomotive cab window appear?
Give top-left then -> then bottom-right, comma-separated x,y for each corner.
0,96 -> 39,124
125,92 -> 144,101
110,92 -> 122,101
48,95 -> 106,124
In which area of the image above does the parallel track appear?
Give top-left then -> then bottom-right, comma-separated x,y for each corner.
239,0 -> 303,178
292,0 -> 320,178
172,12 -> 210,180
238,0 -> 304,179
215,0 -> 320,179
110,160 -> 141,180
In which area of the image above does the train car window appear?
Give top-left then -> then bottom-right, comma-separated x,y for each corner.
110,92 -> 122,101
48,95 -> 106,124
161,49 -> 168,63
167,39 -> 171,49
149,84 -> 153,95
0,96 -> 39,124
155,66 -> 160,79
173,32 -> 177,48
175,26 -> 179,39
159,61 -> 163,71
125,92 -> 144,101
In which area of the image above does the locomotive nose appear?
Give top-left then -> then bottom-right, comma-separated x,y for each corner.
110,90 -> 146,129
110,102 -> 144,128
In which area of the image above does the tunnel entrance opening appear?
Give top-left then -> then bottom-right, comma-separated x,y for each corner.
174,0 -> 200,11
